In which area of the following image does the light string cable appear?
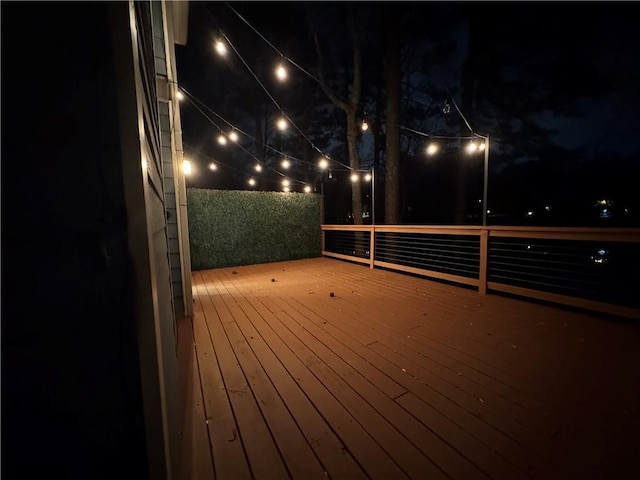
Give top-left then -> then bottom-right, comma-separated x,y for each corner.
225,2 -> 482,143
179,86 -> 318,170
220,32 -> 353,171
184,141 -> 305,188
445,86 -> 487,140
224,2 -> 341,100
182,91 -> 310,186
199,1 -> 349,168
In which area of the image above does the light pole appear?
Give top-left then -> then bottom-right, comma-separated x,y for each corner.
371,166 -> 375,225
482,134 -> 489,226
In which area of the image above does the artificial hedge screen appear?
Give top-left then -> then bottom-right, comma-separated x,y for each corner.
187,188 -> 322,270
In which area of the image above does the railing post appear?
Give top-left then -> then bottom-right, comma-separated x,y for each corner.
479,228 -> 488,295
370,225 -> 375,269
321,227 -> 325,253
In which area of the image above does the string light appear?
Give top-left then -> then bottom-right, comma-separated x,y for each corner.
186,142 -> 310,192
183,160 -> 192,175
466,142 -> 478,153
277,117 -> 288,131
318,158 -> 329,170
283,186 -> 290,192
426,143 -> 438,155
229,131 -> 239,142
248,178 -> 256,186
276,64 -> 287,81
215,39 -> 227,56
304,185 -> 312,193
361,120 -> 369,132
180,91 -> 316,187
478,142 -> 486,151
255,164 -> 262,172
209,162 -> 217,171
281,158 -> 290,169
222,5 -> 489,148
282,179 -> 290,187
176,91 -> 185,101
364,173 -> 372,182
350,173 -> 359,183
217,134 -> 227,145
182,86 -> 319,170
218,32 -> 353,171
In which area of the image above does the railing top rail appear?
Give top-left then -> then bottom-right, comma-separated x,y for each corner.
322,224 -> 640,242
485,226 -> 640,234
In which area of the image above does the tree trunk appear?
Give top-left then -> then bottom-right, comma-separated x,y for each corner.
384,8 -> 401,225
347,106 -> 363,224
312,5 -> 363,225
455,15 -> 479,224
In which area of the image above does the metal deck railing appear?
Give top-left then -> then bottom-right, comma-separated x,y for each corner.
322,225 -> 640,319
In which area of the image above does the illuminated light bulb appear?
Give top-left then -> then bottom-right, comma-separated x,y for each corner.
282,179 -> 290,187
276,65 -> 287,81
361,120 -> 369,131
426,143 -> 438,155
478,142 -> 486,151
218,134 -> 227,145
229,131 -> 239,142
283,186 -> 290,192
318,158 -> 329,169
215,40 -> 227,56
183,160 -> 192,175
281,158 -> 290,169
350,173 -> 359,182
277,118 -> 288,131
466,142 -> 477,153
209,163 -> 217,171
364,173 -> 372,182
176,91 -> 184,101
304,185 -> 312,193
255,164 -> 262,172
248,178 -> 256,186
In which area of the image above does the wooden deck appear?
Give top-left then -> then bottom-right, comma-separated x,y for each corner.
181,257 -> 640,479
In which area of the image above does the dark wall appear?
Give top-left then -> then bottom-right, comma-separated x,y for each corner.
2,3 -> 148,478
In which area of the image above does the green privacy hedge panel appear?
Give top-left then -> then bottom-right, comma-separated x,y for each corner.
187,188 -> 322,270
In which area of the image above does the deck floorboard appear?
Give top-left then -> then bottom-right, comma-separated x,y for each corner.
185,258 -> 640,479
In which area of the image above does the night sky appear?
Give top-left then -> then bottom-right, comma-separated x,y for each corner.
175,2 -> 640,225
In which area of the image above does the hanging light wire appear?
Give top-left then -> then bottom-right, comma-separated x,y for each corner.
179,86 -> 318,169
223,2 -> 488,142
181,93 -> 311,186
220,33 -> 352,170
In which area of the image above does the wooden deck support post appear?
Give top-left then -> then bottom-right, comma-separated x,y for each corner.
369,225 -> 375,269
479,228 -> 488,295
